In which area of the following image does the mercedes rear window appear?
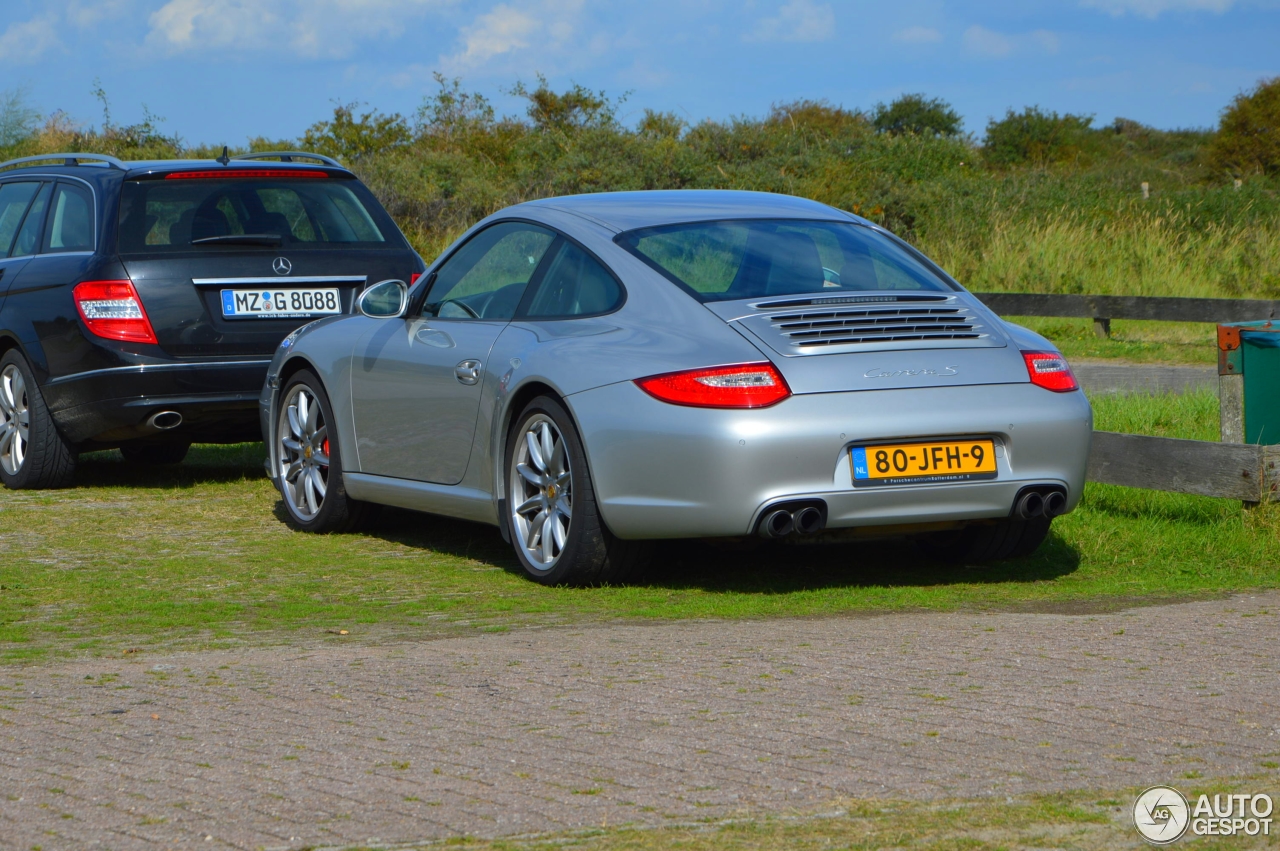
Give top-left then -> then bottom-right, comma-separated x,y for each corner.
617,219 -> 955,302
118,176 -> 398,253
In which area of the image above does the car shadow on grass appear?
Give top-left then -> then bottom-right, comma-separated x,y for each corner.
361,505 -> 1081,593
74,443 -> 269,489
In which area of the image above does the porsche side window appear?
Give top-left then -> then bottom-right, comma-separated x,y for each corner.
524,241 -> 623,318
425,222 -> 556,320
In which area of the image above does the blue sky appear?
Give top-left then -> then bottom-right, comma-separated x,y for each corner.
1,0 -> 1277,146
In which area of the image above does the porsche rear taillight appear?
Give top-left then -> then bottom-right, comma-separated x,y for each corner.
1022,351 -> 1078,392
635,362 -> 791,408
73,280 -> 158,344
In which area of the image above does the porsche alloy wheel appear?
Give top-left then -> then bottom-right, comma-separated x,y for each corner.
275,370 -> 367,532
509,414 -> 573,570
504,396 -> 648,586
279,382 -> 330,521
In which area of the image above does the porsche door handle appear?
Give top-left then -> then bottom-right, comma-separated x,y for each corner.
454,359 -> 482,385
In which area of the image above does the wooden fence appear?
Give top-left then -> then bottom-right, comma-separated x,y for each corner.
967,292 -> 1279,502
972,292 -> 1280,338
1088,431 -> 1280,503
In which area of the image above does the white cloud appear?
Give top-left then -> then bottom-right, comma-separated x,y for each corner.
67,0 -> 133,29
439,0 -> 588,71
963,25 -> 1059,59
962,25 -> 1011,57
0,15 -> 61,64
892,26 -> 942,44
147,0 -> 271,51
1080,0 -> 1234,17
145,0 -> 452,58
448,4 -> 540,67
746,0 -> 835,43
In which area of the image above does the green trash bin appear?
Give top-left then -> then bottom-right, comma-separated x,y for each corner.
1218,320 -> 1280,445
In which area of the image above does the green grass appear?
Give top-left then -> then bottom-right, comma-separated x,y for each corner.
347,780 -> 1278,850
1008,317 -> 1218,365
0,389 -> 1274,661
1091,388 -> 1220,440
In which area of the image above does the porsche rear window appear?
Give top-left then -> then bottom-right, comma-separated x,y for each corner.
617,219 -> 954,301
117,178 -> 395,253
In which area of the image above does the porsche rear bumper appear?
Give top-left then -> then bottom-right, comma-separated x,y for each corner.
567,381 -> 1093,539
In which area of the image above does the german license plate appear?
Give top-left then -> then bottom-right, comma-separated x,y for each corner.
851,439 -> 997,487
220,288 -> 341,319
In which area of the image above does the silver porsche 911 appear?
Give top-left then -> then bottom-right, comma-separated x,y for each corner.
260,190 -> 1092,585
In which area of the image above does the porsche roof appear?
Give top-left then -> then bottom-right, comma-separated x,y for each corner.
518,190 -> 858,233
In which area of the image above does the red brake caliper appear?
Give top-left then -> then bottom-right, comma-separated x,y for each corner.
322,438 -> 330,469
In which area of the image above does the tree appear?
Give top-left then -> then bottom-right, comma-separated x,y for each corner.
417,73 -> 495,139
0,87 -> 41,148
509,75 -> 623,132
983,106 -> 1093,166
1210,77 -> 1280,177
302,102 -> 410,162
871,94 -> 962,137
637,109 -> 686,139
767,99 -> 867,136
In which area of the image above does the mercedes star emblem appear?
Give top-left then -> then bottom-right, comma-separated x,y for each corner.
273,257 -> 292,276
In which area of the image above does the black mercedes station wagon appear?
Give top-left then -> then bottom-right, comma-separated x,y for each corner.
0,151 -> 424,488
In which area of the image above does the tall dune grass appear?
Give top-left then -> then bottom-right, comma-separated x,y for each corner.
924,204 -> 1280,297
5,83 -> 1280,299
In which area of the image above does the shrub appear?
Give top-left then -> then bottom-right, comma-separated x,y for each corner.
508,75 -> 621,132
0,88 -> 41,148
636,109 -> 686,139
301,102 -> 410,164
417,73 -> 496,141
1210,77 -> 1280,177
768,99 -> 868,136
983,106 -> 1093,166
870,94 -> 962,137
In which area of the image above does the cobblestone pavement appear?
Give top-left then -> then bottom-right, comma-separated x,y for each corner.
1,592 -> 1277,850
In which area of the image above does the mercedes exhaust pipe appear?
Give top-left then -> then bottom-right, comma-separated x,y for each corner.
1042,490 -> 1068,518
759,509 -> 795,538
147,411 -> 183,431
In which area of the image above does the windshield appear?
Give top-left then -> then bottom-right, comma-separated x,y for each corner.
617,219 -> 955,302
118,177 -> 398,253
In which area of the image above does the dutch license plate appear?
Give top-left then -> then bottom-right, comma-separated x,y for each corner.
220,288 -> 341,319
851,439 -> 998,487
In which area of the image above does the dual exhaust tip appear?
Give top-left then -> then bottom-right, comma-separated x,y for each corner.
1015,488 -> 1067,520
759,504 -> 826,538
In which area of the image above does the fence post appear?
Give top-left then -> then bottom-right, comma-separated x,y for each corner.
1093,317 -> 1112,339
1219,324 -> 1245,443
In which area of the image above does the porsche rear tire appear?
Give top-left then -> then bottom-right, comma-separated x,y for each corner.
505,395 -> 648,586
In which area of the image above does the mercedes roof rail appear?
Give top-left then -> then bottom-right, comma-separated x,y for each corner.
231,151 -> 344,168
0,153 -> 128,172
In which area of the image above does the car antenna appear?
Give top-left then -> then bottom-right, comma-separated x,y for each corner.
216,145 -> 230,166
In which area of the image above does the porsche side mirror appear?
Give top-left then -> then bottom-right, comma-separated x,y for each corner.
357,279 -> 408,318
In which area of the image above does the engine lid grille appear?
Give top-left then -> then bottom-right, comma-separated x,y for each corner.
730,293 -> 1001,355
